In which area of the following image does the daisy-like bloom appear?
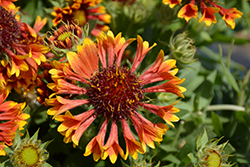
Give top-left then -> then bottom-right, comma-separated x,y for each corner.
0,88 -> 30,155
46,30 -> 186,163
162,0 -> 182,8
51,0 -> 111,36
164,0 -> 243,29
0,6 -> 49,93
177,0 -> 198,22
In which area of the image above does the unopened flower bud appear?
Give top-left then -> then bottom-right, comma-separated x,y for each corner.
188,130 -> 233,167
47,22 -> 87,56
3,130 -> 52,167
169,31 -> 196,64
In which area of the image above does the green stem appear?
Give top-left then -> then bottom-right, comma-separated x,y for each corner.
181,21 -> 189,33
238,68 -> 250,106
171,120 -> 184,148
226,39 -> 235,68
206,104 -> 245,111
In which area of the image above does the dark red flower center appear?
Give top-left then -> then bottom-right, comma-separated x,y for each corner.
0,6 -> 21,53
87,65 -> 144,121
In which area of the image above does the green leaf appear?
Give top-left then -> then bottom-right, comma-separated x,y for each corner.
41,139 -> 54,150
211,111 -> 224,136
0,160 -> 11,167
3,146 -> 13,155
153,161 -> 161,167
161,154 -> 181,165
219,45 -> 240,94
195,70 -> 217,111
12,129 -> 21,147
196,129 -> 208,151
187,153 -> 197,164
234,111 -> 250,126
30,129 -> 40,141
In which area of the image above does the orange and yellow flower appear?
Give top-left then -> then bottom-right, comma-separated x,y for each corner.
46,30 -> 186,163
0,0 -> 17,10
218,7 -> 243,29
162,0 -> 182,8
51,0 -> 111,36
177,1 -> 198,22
0,88 -> 29,155
163,0 -> 243,29
199,2 -> 220,26
0,6 -> 49,93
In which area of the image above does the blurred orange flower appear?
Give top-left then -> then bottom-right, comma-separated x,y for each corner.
52,0 -> 111,36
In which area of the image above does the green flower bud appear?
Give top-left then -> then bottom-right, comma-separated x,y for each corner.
188,130 -> 234,167
169,31 -> 197,64
3,129 -> 52,167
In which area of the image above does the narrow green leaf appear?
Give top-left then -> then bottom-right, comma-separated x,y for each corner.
187,153 -> 197,163
30,129 -> 40,141
195,70 -> 217,111
3,146 -> 13,155
211,111 -> 223,136
219,45 -> 240,94
161,154 -> 181,165
12,129 -> 21,147
0,160 -> 11,167
41,139 -> 54,150
200,129 -> 208,149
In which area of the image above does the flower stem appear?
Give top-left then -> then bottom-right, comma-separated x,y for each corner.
206,104 -> 245,111
171,120 -> 184,148
238,68 -> 250,106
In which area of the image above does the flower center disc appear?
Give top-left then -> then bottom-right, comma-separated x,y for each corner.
87,65 -> 144,121
20,146 -> 39,166
0,6 -> 21,52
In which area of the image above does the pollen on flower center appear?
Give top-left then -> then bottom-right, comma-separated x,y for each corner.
0,6 -> 21,52
87,65 -> 144,121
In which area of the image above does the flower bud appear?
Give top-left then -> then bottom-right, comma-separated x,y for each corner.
188,130 -> 233,167
47,22 -> 87,56
169,31 -> 196,64
3,129 -> 52,167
